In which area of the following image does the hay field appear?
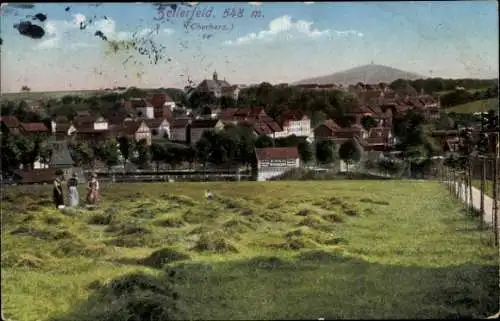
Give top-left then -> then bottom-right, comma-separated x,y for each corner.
1,181 -> 498,320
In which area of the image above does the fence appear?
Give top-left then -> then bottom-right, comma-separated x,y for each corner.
440,155 -> 500,247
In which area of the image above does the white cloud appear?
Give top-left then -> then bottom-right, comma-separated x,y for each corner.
303,2 -> 315,4
248,2 -> 262,5
163,28 -> 175,35
35,13 -> 174,51
334,30 -> 364,38
225,15 -> 330,45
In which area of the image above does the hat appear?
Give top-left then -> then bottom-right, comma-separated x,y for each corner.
72,172 -> 78,177
92,173 -> 97,178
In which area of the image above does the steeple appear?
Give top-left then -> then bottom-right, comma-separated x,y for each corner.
212,70 -> 218,81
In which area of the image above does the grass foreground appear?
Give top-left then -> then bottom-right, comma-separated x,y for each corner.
1,181 -> 499,320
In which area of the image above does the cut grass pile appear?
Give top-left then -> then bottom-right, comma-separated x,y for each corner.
1,181 -> 498,320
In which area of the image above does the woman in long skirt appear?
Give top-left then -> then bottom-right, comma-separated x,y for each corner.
68,172 -> 79,207
53,171 -> 65,209
86,173 -> 100,205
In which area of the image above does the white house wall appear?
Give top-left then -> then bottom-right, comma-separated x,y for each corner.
94,122 -> 108,131
256,158 -> 300,181
137,107 -> 155,119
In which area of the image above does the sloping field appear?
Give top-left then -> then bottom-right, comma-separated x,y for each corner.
1,181 -> 498,320
447,98 -> 498,114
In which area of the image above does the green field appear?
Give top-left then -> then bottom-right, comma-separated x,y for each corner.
446,98 -> 499,114
0,90 -> 103,102
1,181 -> 498,320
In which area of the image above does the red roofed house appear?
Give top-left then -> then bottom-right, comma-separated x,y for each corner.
254,147 -> 300,181
145,118 -> 170,139
170,118 -> 191,142
147,93 -> 176,111
189,119 -> 224,144
119,120 -> 152,145
124,98 -> 155,119
314,119 -> 341,140
20,122 -> 50,135
274,111 -> 312,138
0,116 -> 21,135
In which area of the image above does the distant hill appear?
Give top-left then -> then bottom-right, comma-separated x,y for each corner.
293,64 -> 425,86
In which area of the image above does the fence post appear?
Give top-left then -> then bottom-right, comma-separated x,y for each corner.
468,158 -> 473,214
480,157 -> 486,229
493,156 -> 498,246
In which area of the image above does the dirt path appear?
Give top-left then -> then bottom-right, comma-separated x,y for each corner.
446,182 -> 499,228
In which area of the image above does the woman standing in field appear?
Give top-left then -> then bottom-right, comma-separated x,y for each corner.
53,170 -> 65,209
86,173 -> 100,205
67,172 -> 79,207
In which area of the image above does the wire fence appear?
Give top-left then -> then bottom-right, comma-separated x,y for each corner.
440,155 -> 500,247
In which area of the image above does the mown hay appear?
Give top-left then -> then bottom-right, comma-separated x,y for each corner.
217,197 -> 244,210
296,209 -> 309,216
1,251 -> 49,269
296,249 -> 350,263
10,226 -> 74,241
52,238 -> 108,258
88,213 -> 114,225
222,218 -> 255,234
182,209 -> 203,224
247,256 -> 285,270
44,215 -> 63,225
322,214 -> 344,223
154,217 -> 185,228
191,232 -> 238,253
137,248 -> 191,268
161,193 -> 196,206
240,208 -> 254,216
298,216 -> 326,230
260,211 -> 284,222
131,207 -> 157,219
106,222 -> 151,236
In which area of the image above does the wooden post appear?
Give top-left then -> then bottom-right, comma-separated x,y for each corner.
480,158 -> 486,229
468,158 -> 473,214
493,155 -> 498,246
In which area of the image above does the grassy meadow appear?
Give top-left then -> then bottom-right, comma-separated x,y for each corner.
1,181 -> 498,320
446,98 -> 499,114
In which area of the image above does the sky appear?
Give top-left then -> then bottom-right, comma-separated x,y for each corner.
0,1 -> 498,93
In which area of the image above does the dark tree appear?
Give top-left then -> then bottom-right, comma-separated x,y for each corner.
361,115 -> 378,131
315,139 -> 336,165
338,138 -> 363,172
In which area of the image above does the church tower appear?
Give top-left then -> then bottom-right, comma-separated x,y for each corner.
212,70 -> 218,81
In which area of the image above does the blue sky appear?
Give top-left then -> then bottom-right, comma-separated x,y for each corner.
0,1 -> 498,92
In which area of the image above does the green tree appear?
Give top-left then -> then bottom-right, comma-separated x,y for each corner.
132,139 -> 151,169
338,138 -> 363,172
195,137 -> 212,167
1,135 -> 22,172
99,139 -> 121,170
255,134 -> 274,148
297,140 -> 313,163
361,115 -> 378,131
150,142 -> 166,171
69,141 -> 94,167
117,136 -> 132,167
315,139 -> 336,165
